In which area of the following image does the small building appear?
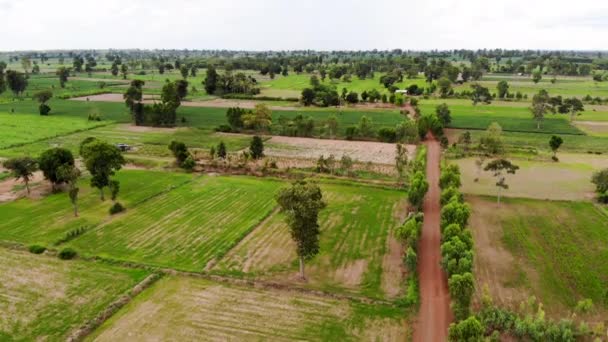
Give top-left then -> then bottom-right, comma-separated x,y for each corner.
115,143 -> 131,152
395,89 -> 408,95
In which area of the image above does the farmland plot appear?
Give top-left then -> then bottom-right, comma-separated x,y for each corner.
89,276 -> 407,341
0,170 -> 193,245
0,248 -> 149,340
215,182 -> 408,300
69,176 -> 283,271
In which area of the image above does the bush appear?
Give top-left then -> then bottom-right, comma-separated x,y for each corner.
181,155 -> 196,171
109,202 -> 125,215
58,247 -> 77,260
345,126 -> 358,140
377,127 -> 397,143
39,104 -> 51,115
28,244 -> 46,254
214,124 -> 232,133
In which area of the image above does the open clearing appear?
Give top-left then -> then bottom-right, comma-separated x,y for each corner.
69,176 -> 283,271
0,248 -> 148,340
265,135 -> 416,165
469,196 -> 608,319
214,182 -> 408,300
89,276 -> 407,341
453,156 -> 603,200
0,170 -> 193,245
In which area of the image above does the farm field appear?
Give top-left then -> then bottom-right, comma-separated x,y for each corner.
0,112 -> 108,149
452,156 -> 605,200
0,248 -> 149,340
472,76 -> 608,98
469,196 -> 608,319
0,170 -> 193,245
88,276 -> 408,341
214,182 -> 409,300
68,176 -> 283,271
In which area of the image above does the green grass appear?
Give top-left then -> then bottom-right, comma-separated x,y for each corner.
0,248 -> 149,341
469,76 -> 608,98
0,112 -> 109,149
68,176 -> 284,271
87,276 -> 407,341
0,170 -> 193,246
0,98 -> 130,122
475,196 -> 608,313
215,181 -> 408,300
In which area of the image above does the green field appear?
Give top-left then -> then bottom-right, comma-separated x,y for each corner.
0,248 -> 149,340
471,196 -> 608,316
215,182 -> 408,300
0,112 -> 108,149
0,170 -> 193,245
88,276 -> 407,341
68,176 -> 283,271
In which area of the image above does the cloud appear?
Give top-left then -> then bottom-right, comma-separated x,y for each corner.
0,0 -> 607,51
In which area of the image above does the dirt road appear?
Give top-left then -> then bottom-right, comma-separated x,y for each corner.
412,137 -> 453,341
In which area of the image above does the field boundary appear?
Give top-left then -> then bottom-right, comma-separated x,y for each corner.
66,273 -> 162,342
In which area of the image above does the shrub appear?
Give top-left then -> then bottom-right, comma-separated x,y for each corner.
408,171 -> 429,210
345,126 -> 358,140
28,244 -> 46,254
109,202 -> 125,215
214,124 -> 232,133
377,127 -> 397,142
181,155 -> 196,171
440,164 -> 462,189
58,248 -> 77,260
39,104 -> 51,115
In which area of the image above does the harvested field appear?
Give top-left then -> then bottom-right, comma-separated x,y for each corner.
88,276 -> 407,341
469,195 -> 608,319
0,248 -> 148,340
266,135 -> 416,165
69,176 -> 283,271
574,121 -> 608,137
454,157 -> 599,200
215,182 -> 408,300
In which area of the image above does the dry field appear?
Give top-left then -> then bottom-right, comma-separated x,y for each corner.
453,155 -> 606,200
0,248 -> 148,340
88,276 -> 407,341
265,135 -> 416,165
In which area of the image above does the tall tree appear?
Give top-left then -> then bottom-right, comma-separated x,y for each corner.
484,158 -> 519,205
5,70 -> 28,97
120,64 -> 128,79
276,181 -> 326,279
562,97 -> 584,122
38,147 -> 75,191
435,103 -> 452,126
3,157 -> 38,195
81,140 -> 126,200
249,135 -> 264,159
496,80 -> 509,98
204,65 -> 218,94
58,164 -> 81,216
530,89 -> 552,129
33,90 -> 53,115
56,67 -> 70,88
123,80 -> 145,124
242,104 -> 272,131
549,135 -> 563,161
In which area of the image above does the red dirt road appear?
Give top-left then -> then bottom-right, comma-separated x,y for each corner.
413,137 -> 453,341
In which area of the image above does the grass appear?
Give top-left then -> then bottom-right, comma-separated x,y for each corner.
0,112 -> 109,149
0,170 -> 193,246
215,182 -> 408,300
87,276 -> 407,341
0,248 -> 149,341
453,156 -> 604,201
68,175 -> 284,271
470,196 -> 608,315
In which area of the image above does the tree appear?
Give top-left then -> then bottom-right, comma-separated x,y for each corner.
109,179 -> 120,201
38,147 -> 75,191
395,143 -> 409,183
175,79 -> 189,100
81,140 -> 126,200
408,171 -> 429,210
120,64 -> 128,79
5,70 -> 28,97
325,115 -> 338,138
124,80 -> 145,124
530,89 -> 552,129
549,135 -> 563,161
57,164 -> 81,216
437,77 -> 452,98
180,65 -> 189,79
435,103 -> 452,126
242,104 -> 272,131
470,83 -> 491,105
591,169 -> 608,203
204,65 -> 218,94
3,157 -> 38,195
358,116 -> 374,138
448,272 -> 475,320
56,67 -> 70,88
301,88 -> 315,106
497,80 -> 509,98
484,158 -> 519,205
111,62 -> 119,76
33,90 -> 53,115
276,181 -> 326,279
532,69 -> 542,83
448,316 -> 483,342
168,141 -> 189,165
562,97 -> 584,122
345,91 -> 359,104
226,107 -> 246,130
458,131 -> 472,153
217,141 -> 227,159
249,135 -> 264,159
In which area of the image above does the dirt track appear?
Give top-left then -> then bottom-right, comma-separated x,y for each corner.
413,137 -> 452,341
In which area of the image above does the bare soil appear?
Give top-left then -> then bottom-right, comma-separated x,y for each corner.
0,171 -> 47,202
413,136 -> 452,342
266,135 -> 416,165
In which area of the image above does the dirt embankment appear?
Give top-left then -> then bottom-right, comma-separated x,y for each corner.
412,137 -> 453,341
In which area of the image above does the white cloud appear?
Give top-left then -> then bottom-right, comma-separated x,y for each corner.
1,0 -> 607,51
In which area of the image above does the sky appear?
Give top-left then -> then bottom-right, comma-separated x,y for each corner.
1,0 -> 608,51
